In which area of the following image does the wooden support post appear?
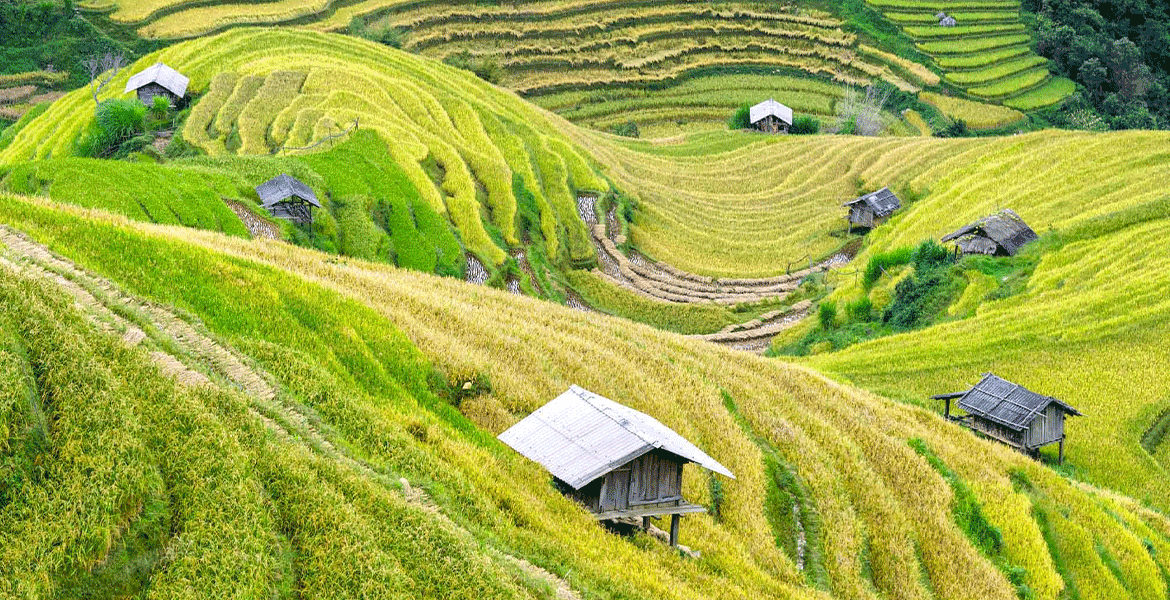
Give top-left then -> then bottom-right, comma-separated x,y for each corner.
945,398 -> 951,419
642,517 -> 651,531
669,514 -> 680,547
1058,438 -> 1065,465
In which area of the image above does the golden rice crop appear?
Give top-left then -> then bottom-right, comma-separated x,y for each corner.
7,189 -> 1169,599
919,91 -> 1026,128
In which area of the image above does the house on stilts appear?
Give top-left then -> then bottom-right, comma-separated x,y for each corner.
749,99 -> 794,133
498,385 -> 734,547
940,209 -> 1038,256
843,187 -> 901,231
933,373 -> 1083,463
124,62 -> 189,107
255,174 -> 321,226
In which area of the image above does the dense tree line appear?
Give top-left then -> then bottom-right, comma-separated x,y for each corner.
1027,0 -> 1170,129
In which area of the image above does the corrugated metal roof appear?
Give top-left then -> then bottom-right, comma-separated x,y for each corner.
749,99 -> 794,126
124,62 -> 189,98
941,209 -> 1037,255
950,373 -> 1082,432
255,174 -> 321,208
842,187 -> 901,217
498,385 -> 735,489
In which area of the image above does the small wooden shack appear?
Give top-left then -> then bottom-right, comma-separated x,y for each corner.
123,62 -> 189,106
843,187 -> 901,230
933,373 -> 1083,463
749,98 -> 794,133
255,174 -> 321,225
940,209 -> 1038,256
498,385 -> 735,546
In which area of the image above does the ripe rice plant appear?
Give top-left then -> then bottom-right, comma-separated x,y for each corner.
919,92 -> 1026,128
5,186 -> 1169,598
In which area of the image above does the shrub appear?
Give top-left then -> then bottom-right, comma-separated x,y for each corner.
789,115 -> 820,134
728,104 -> 751,130
862,246 -> 913,288
442,51 -> 503,84
610,121 -> 639,138
845,297 -> 873,322
75,98 -> 148,158
934,118 -> 970,138
817,301 -> 837,330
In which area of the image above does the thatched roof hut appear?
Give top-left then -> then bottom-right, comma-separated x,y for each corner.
940,209 -> 1037,256
255,174 -> 320,225
499,385 -> 734,545
933,373 -> 1082,462
749,98 -> 794,133
843,187 -> 901,229
124,62 -> 189,106
940,15 -> 957,26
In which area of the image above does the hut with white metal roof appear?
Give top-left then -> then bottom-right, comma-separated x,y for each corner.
255,174 -> 321,225
749,99 -> 794,133
932,373 -> 1083,463
498,385 -> 734,546
940,209 -> 1038,256
843,187 -> 901,230
124,62 -> 189,106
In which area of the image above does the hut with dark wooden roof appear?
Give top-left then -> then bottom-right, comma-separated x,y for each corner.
124,62 -> 189,106
749,99 -> 794,133
933,373 -> 1083,463
499,385 -> 735,546
940,209 -> 1038,256
255,174 -> 320,225
843,187 -> 901,230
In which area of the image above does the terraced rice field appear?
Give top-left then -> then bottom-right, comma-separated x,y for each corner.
85,0 -> 942,131
0,29 -> 609,271
866,0 -> 1073,108
5,191 -> 1170,598
799,129 -> 1170,519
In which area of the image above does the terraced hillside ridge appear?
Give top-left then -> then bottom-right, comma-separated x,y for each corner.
869,0 -> 1074,109
0,29 -> 610,273
90,0 -> 940,132
6,190 -> 1170,599
781,129 -> 1170,514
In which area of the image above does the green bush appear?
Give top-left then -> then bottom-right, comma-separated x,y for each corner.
790,115 -> 820,134
76,98 -> 148,158
862,246 -> 913,288
729,104 -> 751,130
845,297 -> 873,322
610,121 -> 639,138
817,301 -> 837,330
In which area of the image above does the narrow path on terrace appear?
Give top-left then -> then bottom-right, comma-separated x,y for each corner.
0,226 -> 582,600
575,194 -> 845,352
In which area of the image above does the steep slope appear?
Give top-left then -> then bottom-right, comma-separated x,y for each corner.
783,133 -> 1170,514
3,187 -> 1170,598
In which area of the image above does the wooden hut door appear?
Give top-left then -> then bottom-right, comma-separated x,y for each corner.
601,468 -> 631,512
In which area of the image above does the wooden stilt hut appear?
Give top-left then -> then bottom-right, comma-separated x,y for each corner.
933,373 -> 1083,463
498,385 -> 735,547
255,174 -> 320,226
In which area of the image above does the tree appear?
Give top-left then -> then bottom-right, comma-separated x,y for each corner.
835,85 -> 891,136
80,51 -> 126,107
1106,38 -> 1152,100
1078,57 -> 1109,98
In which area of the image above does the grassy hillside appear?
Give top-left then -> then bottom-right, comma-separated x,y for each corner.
4,191 -> 1170,599
766,130 -> 1170,512
0,29 -> 609,272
